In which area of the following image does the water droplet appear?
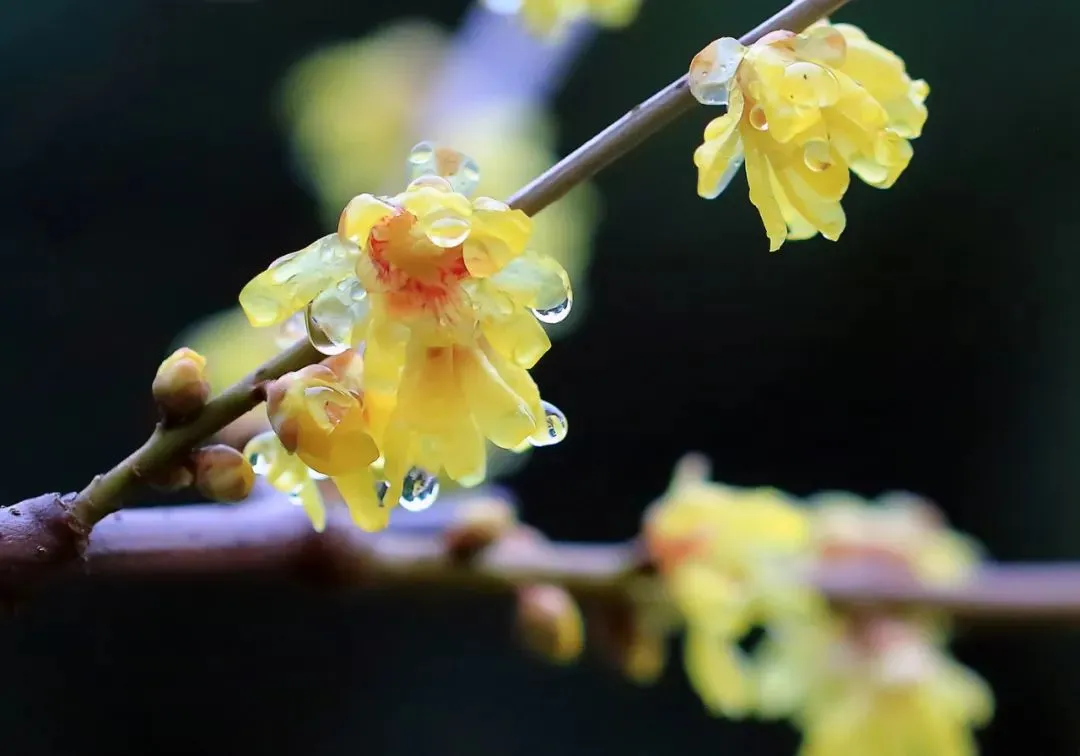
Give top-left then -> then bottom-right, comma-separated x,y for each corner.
286,484 -> 306,507
407,140 -> 437,170
275,312 -> 306,348
305,277 -> 368,355
375,480 -> 389,502
407,175 -> 454,193
689,38 -> 745,106
803,139 -> 832,172
423,214 -> 472,248
249,452 -> 271,476
398,467 -> 441,512
749,105 -> 769,131
452,156 -> 482,196
529,401 -> 568,447
532,297 -> 572,324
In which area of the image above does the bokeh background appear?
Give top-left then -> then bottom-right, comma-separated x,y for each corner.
1,0 -> 1078,753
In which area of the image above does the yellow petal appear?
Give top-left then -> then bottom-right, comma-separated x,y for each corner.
683,628 -> 753,717
238,234 -> 357,327
743,137 -> 788,251
333,466 -> 391,531
456,344 -> 538,449
481,309 -> 552,369
463,199 -> 532,277
338,194 -> 396,245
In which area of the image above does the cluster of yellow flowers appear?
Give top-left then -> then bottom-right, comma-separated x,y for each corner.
481,0 -> 643,38
238,146 -> 570,532
689,20 -> 928,250
641,457 -> 992,756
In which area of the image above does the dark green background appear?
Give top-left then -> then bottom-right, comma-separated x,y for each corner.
0,0 -> 1077,753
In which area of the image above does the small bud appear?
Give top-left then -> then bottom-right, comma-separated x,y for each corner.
153,347 -> 210,423
191,444 -> 255,502
588,600 -> 667,685
444,497 -> 517,558
515,584 -> 585,665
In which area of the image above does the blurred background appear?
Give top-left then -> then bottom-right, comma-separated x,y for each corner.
1,0 -> 1078,753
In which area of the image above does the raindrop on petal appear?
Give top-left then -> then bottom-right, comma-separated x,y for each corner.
529,401 -> 568,447
398,467 -> 441,512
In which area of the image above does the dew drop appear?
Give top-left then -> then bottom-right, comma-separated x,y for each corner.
275,312 -> 306,349
407,140 -> 436,168
407,175 -> 454,193
452,156 -> 482,197
688,38 -> 745,106
249,452 -> 271,476
701,146 -> 745,199
423,214 -> 472,248
749,105 -> 769,131
398,467 -> 441,512
375,480 -> 389,502
530,401 -> 568,447
531,277 -> 573,324
305,307 -> 350,356
803,139 -> 832,172
286,484 -> 306,508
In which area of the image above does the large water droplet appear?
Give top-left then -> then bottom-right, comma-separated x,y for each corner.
305,277 -> 369,355
689,38 -> 746,106
407,175 -> 454,193
530,401 -> 568,447
407,140 -> 437,171
424,215 -> 471,248
275,312 -> 306,348
398,467 -> 441,512
249,452 -> 271,476
803,139 -> 832,172
531,287 -> 573,324
406,142 -> 481,197
749,105 -> 769,131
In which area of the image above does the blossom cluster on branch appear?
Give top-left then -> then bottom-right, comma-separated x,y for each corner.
5,2 -> 1044,755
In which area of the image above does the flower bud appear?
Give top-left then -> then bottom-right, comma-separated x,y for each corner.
444,496 -> 517,558
191,444 -> 255,502
153,347 -> 210,423
515,584 -> 584,665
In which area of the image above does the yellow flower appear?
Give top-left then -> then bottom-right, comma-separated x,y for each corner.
238,149 -> 570,515
689,21 -> 928,250
482,0 -> 642,38
260,362 -> 387,531
280,22 -> 598,331
642,454 -> 810,717
754,493 -> 993,756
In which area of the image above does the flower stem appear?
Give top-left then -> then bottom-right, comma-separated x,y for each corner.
69,0 -> 855,527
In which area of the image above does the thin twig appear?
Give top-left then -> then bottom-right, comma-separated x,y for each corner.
66,0 -> 852,528
71,488 -> 1080,625
70,340 -> 321,527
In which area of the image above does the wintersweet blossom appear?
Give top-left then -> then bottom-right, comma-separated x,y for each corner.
754,493 -> 993,756
279,20 -> 598,322
642,454 -> 810,717
238,147 -> 570,518
481,0 -> 642,38
689,20 -> 928,250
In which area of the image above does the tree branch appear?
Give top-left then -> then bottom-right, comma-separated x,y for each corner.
59,486 -> 1080,625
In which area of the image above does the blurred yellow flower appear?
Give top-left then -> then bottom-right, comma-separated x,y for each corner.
238,150 -> 570,523
689,21 -> 928,250
755,493 -> 993,756
642,454 -> 810,717
481,0 -> 642,38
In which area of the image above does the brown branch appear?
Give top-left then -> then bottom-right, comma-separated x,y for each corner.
59,487 -> 1080,625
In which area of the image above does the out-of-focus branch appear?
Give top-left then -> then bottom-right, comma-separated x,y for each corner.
59,486 -> 1080,625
